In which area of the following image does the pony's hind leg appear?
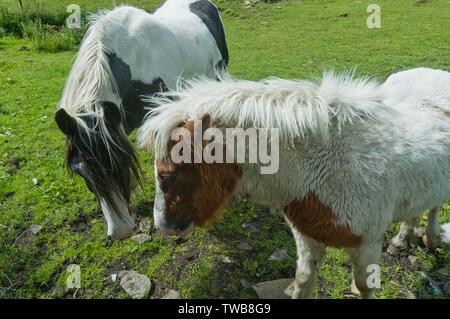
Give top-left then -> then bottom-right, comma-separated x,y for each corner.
423,207 -> 441,250
289,227 -> 326,299
389,218 -> 419,251
346,241 -> 383,299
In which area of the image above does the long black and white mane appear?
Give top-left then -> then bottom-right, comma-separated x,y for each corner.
55,0 -> 228,240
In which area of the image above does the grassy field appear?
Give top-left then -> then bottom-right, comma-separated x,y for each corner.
0,0 -> 449,299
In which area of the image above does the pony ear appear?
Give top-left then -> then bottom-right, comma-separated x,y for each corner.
102,101 -> 122,127
55,109 -> 77,136
199,113 -> 211,133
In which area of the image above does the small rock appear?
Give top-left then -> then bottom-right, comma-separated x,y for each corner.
351,279 -> 360,296
406,291 -> 416,299
253,278 -> 293,299
29,224 -> 42,235
13,224 -> 42,247
131,233 -> 152,244
236,242 -> 253,251
441,223 -> 450,245
120,271 -> 151,299
241,222 -> 257,233
118,270 -> 130,280
138,220 -> 151,233
387,242 -> 401,255
221,256 -> 233,264
269,248 -> 290,261
111,274 -> 117,282
407,255 -> 418,265
162,289 -> 182,299
245,1 -> 251,8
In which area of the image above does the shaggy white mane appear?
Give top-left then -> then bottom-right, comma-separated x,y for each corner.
137,72 -> 392,158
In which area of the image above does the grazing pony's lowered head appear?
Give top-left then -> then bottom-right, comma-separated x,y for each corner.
55,102 -> 140,240
148,113 -> 242,237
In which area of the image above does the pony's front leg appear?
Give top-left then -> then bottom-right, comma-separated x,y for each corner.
289,227 -> 326,299
346,241 -> 382,299
424,207 -> 441,250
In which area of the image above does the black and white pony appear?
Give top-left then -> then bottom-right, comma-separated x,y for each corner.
54,0 -> 228,240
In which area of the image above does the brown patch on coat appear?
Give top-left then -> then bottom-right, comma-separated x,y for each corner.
156,113 -> 242,228
283,192 -> 362,248
443,110 -> 450,118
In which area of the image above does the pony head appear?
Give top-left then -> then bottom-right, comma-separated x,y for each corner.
152,113 -> 242,236
55,101 -> 140,240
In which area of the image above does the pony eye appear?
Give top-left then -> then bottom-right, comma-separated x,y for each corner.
159,174 -> 176,184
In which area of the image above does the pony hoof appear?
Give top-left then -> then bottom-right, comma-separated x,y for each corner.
387,242 -> 401,255
351,279 -> 360,296
423,234 -> 440,250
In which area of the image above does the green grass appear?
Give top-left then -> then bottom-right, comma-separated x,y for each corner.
0,0 -> 449,299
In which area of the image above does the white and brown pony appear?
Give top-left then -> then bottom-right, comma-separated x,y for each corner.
137,69 -> 449,298
54,0 -> 228,240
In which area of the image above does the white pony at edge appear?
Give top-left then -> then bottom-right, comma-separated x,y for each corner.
382,67 -> 450,252
138,68 -> 449,298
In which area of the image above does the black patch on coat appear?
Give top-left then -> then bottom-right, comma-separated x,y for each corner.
189,0 -> 229,67
107,53 -> 168,134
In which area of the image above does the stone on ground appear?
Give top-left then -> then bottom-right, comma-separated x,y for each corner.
269,248 -> 290,261
120,271 -> 151,299
252,278 -> 293,299
13,224 -> 42,247
131,233 -> 152,244
441,223 -> 450,245
407,255 -> 418,265
235,242 -> 253,251
162,290 -> 182,299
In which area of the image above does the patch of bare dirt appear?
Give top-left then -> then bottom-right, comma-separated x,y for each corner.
2,157 -> 22,175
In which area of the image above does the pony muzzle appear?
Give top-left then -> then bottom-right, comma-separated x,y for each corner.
100,195 -> 135,240
154,210 -> 195,238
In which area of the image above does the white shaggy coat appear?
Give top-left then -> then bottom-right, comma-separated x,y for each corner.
138,70 -> 450,298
